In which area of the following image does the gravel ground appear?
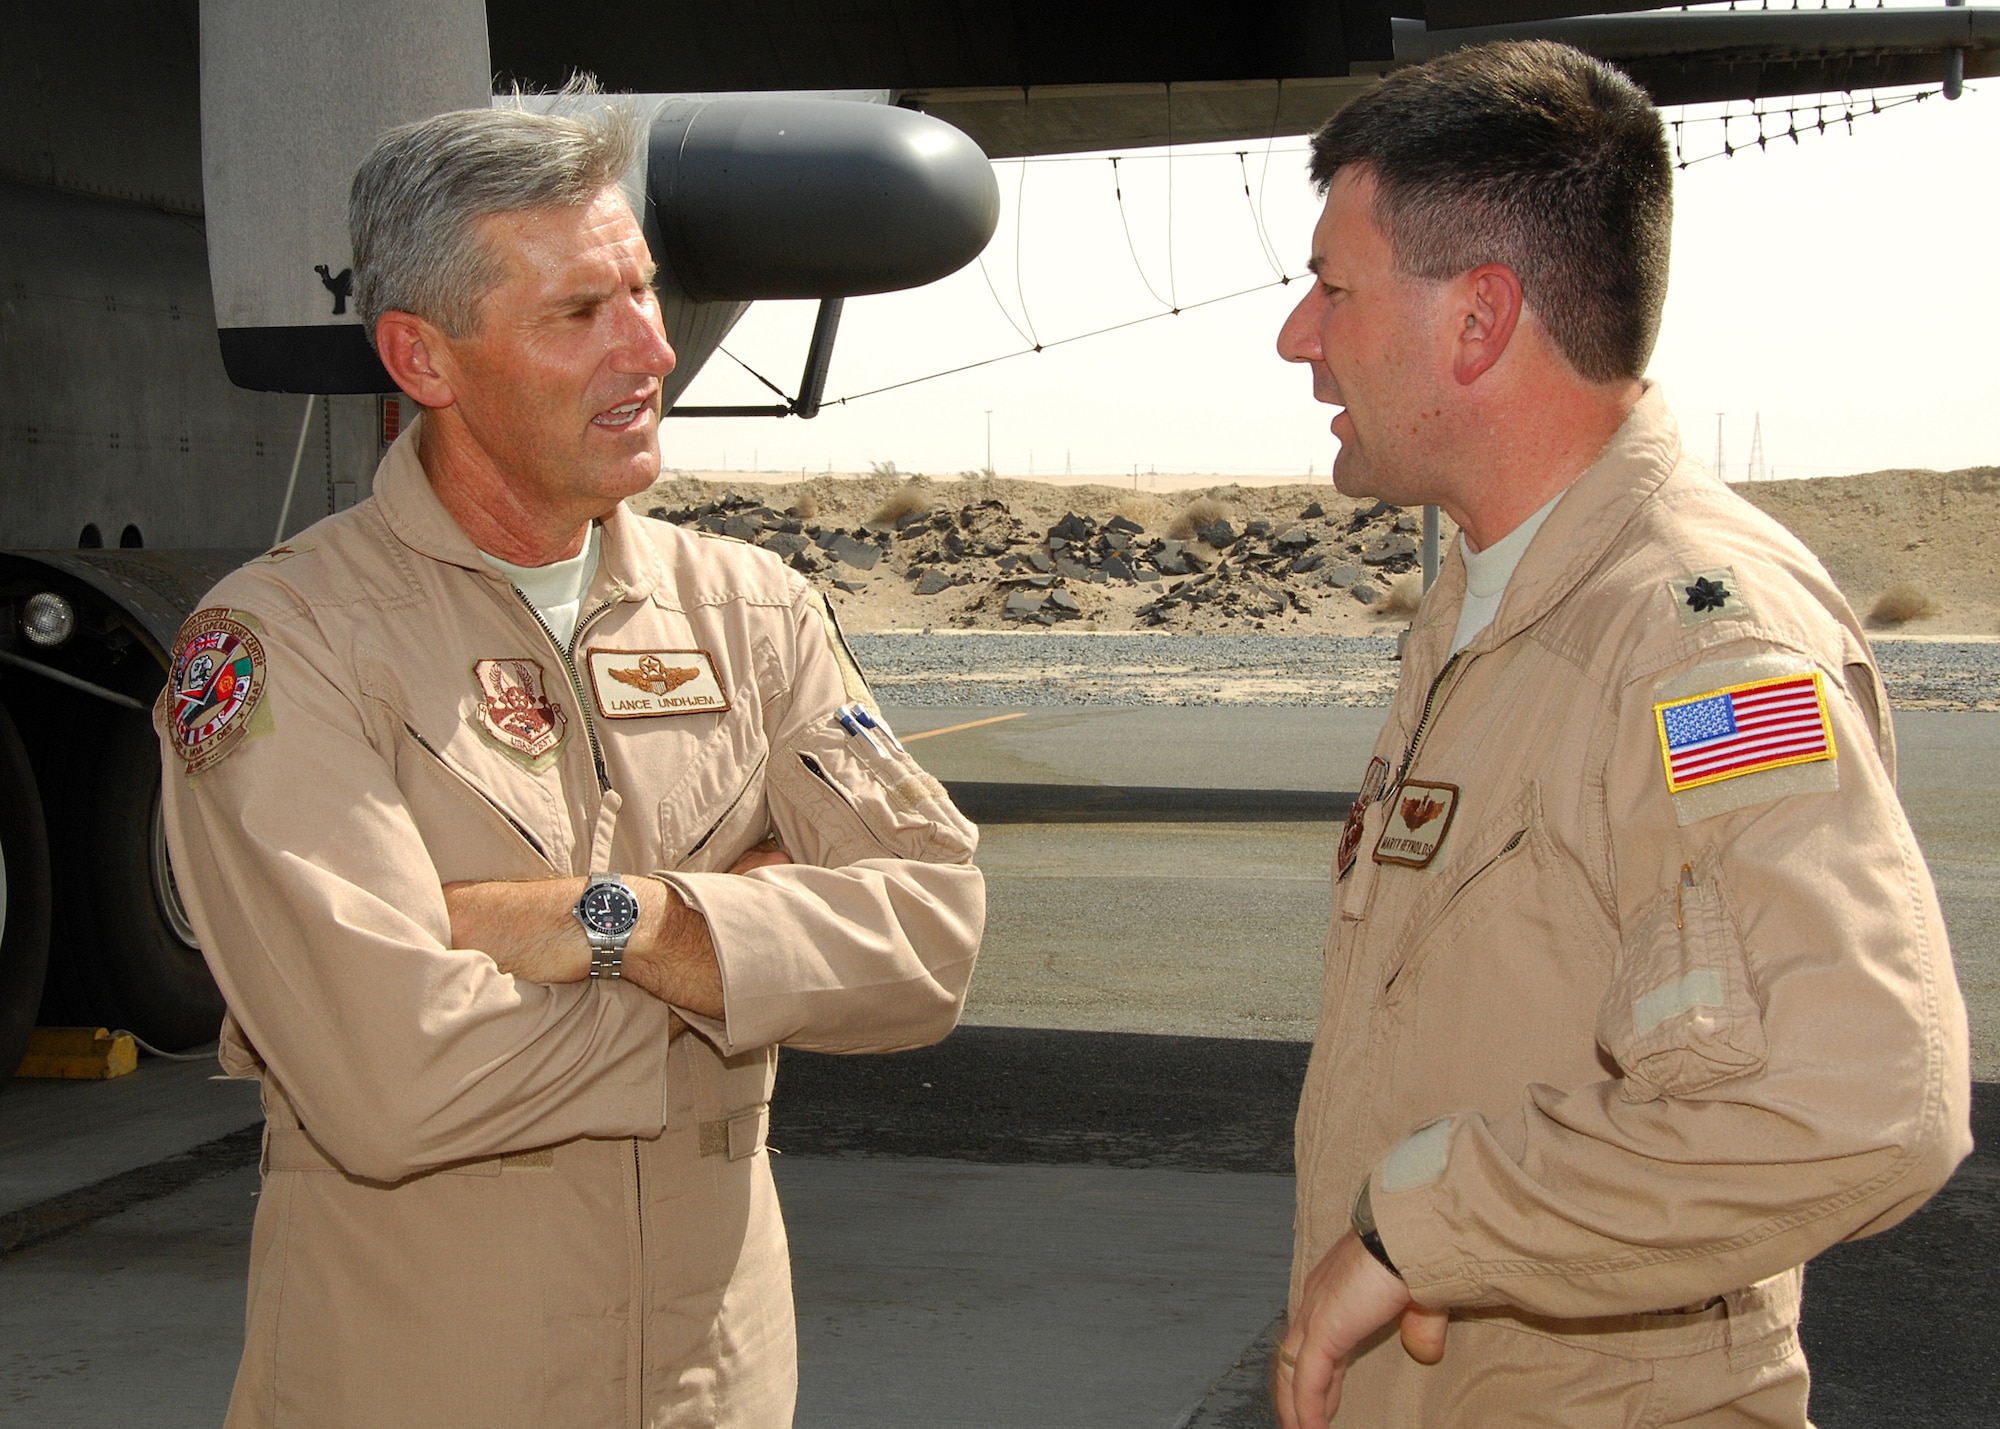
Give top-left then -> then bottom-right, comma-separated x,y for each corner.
851,632 -> 2000,709
1872,639 -> 2000,711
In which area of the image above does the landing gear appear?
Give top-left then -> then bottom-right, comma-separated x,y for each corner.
0,701 -> 52,1081
54,708 -> 221,1051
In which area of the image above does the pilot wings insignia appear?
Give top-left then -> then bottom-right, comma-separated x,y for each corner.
608,654 -> 700,696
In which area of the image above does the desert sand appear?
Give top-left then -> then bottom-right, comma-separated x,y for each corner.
630,464 -> 2000,639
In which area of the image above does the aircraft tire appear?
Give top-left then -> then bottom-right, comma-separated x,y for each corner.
0,701 -> 53,1083
60,708 -> 223,1052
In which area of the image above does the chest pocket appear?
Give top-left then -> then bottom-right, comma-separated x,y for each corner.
392,721 -> 557,883
657,704 -> 773,872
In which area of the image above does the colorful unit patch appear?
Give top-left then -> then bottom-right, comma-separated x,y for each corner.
585,648 -> 729,719
1654,671 -> 1834,794
473,658 -> 567,760
170,609 -> 267,773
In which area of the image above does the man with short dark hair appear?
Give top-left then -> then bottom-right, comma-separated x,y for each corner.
158,101 -> 983,1427
1272,42 -> 1968,1426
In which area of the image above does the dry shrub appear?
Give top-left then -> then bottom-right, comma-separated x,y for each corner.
787,493 -> 819,520
1114,494 -> 1166,529
868,481 -> 932,526
1869,583 -> 1940,624
1381,571 -> 1424,615
1166,497 -> 1232,540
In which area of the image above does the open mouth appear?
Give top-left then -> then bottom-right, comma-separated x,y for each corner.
592,398 -> 651,431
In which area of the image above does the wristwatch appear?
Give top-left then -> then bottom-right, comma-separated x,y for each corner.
573,874 -> 641,979
1351,1179 -> 1402,1280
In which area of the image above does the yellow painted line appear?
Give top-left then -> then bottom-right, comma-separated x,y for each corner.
901,711 -> 1029,743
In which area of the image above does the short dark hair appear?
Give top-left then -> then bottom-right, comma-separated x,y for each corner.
1308,41 -> 1672,383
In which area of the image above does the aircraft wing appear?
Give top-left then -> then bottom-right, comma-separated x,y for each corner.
484,1 -> 2000,157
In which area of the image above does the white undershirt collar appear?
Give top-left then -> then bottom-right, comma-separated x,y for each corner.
480,523 -> 602,649
1449,492 -> 1563,654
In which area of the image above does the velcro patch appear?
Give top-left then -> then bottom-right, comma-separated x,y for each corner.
1672,566 -> 1751,627
585,648 -> 729,718
169,609 -> 268,773
1372,779 -> 1460,869
1654,672 -> 1834,795
472,658 -> 567,761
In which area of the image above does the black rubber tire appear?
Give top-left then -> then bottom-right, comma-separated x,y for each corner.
0,701 -> 53,1081
60,708 -> 224,1051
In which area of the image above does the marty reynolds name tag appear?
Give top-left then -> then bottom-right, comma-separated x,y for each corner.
585,648 -> 730,719
1372,780 -> 1461,869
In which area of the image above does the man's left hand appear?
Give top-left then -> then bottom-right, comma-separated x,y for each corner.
1273,1231 -> 1449,1427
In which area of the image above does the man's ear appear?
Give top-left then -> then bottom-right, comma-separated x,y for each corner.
374,311 -> 457,409
1451,264 -> 1524,386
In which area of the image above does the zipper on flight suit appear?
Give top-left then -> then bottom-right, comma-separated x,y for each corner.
629,1133 -> 645,1427
511,588 -> 620,793
1392,649 -> 1468,789
678,751 -> 770,867
797,751 -> 898,855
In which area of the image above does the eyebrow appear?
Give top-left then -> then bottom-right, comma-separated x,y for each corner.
554,262 -> 660,310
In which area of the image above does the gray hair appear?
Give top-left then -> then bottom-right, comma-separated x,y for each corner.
350,85 -> 641,343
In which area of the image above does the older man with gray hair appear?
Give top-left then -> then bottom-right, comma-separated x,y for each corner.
156,100 -> 984,1428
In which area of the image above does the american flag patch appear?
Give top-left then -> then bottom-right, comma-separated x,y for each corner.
1654,672 -> 1836,794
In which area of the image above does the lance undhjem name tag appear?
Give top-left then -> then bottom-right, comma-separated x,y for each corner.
585,648 -> 730,718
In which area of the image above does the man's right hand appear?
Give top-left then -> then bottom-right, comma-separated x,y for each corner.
443,840 -> 790,1016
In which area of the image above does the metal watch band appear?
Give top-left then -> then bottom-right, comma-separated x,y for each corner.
577,874 -> 638,980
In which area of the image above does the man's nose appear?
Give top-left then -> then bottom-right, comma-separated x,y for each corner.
1276,290 -> 1323,365
616,300 -> 676,378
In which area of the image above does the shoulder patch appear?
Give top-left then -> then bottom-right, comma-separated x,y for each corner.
168,608 -> 270,773
1671,566 -> 1751,627
1652,655 -> 1838,825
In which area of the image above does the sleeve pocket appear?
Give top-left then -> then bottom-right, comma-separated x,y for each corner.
1599,865 -> 1768,1101
766,726 -> 978,869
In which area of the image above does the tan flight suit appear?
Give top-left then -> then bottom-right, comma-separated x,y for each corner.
1295,386 -> 1970,1425
155,421 -> 984,1428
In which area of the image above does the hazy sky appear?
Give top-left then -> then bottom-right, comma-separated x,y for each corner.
664,79 -> 1997,483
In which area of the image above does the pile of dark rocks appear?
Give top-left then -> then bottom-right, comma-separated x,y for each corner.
648,490 -> 901,594
1133,499 -> 1422,627
647,489 -> 1426,627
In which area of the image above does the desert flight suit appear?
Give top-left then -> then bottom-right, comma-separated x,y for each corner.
1295,385 -> 1970,1424
155,420 -> 984,1428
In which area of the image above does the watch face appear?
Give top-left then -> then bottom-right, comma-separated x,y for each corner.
579,882 -> 640,936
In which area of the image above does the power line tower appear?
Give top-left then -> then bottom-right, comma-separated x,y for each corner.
1747,412 -> 1766,483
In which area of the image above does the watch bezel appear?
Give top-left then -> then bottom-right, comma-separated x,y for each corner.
578,879 -> 641,937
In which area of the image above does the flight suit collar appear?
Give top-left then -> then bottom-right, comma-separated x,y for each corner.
1443,381 -> 1681,662
372,412 -> 665,605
